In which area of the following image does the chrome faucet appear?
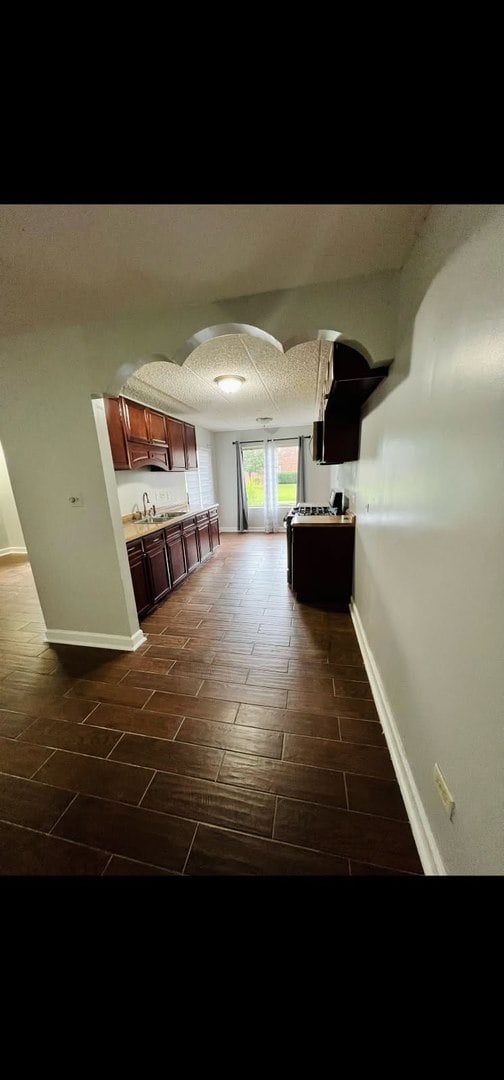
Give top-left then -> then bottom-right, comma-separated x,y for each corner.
142,492 -> 150,519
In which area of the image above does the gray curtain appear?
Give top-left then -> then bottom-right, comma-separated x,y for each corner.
296,436 -> 306,503
236,442 -> 249,532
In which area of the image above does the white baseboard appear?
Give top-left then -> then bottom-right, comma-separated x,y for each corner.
350,599 -> 446,877
44,627 -> 147,652
220,527 -> 279,533
0,546 -> 27,557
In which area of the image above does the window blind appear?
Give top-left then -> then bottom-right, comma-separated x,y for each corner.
185,445 -> 215,511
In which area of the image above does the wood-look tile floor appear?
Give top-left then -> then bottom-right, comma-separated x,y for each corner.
0,538 -> 423,876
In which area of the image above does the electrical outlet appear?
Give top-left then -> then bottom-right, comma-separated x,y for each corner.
434,763 -> 455,819
68,494 -> 84,508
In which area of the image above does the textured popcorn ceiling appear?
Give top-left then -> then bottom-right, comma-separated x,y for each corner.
122,335 -> 331,431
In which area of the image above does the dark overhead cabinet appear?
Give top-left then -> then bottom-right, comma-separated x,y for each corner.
316,342 -> 392,465
184,423 -> 198,469
104,395 -> 198,472
165,417 -> 186,471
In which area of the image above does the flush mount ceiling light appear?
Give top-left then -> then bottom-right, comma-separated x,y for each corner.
214,375 -> 246,394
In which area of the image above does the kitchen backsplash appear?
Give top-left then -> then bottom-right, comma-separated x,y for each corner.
115,471 -> 188,517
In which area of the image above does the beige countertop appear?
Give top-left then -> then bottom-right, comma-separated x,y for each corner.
124,504 -> 219,543
291,513 -> 355,528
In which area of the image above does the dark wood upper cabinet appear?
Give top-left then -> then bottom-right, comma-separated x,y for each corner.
147,447 -> 170,471
148,411 -> 167,444
317,343 -> 392,465
165,417 -> 186,471
128,441 -> 151,470
122,399 -> 150,443
104,396 -> 198,473
104,397 -> 130,470
184,423 -> 198,470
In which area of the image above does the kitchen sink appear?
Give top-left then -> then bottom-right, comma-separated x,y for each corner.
138,512 -> 183,524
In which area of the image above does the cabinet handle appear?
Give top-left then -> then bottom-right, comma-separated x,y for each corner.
151,536 -> 162,543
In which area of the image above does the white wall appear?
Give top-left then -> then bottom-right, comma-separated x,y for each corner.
0,442 -> 25,553
115,471 -> 188,516
214,426 -> 331,530
350,205 -> 504,876
114,423 -> 215,516
0,336 -> 141,647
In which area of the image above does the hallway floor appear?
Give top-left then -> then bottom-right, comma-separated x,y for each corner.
0,535 -> 422,876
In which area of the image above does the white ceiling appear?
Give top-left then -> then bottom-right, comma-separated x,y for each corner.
0,204 -> 430,336
1,203 -> 431,431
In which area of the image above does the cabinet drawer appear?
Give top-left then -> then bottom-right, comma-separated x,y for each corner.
196,512 -> 210,524
127,539 -> 144,560
182,517 -> 197,532
144,530 -> 165,552
165,523 -> 183,540
128,441 -> 150,469
148,447 -> 170,470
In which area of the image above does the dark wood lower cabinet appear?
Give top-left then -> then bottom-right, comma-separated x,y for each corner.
165,528 -> 187,589
209,513 -> 220,550
127,510 -> 220,618
183,524 -> 200,574
291,524 -> 355,607
144,533 -> 171,604
196,516 -> 212,561
127,544 -> 152,619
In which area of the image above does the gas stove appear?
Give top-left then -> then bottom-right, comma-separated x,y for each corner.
291,504 -> 335,516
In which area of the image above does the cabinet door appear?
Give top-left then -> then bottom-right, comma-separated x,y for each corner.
183,525 -> 200,573
148,447 -> 170,471
166,530 -> 187,587
184,423 -> 198,469
145,537 -> 171,604
122,400 -> 150,443
322,406 -> 360,464
196,516 -> 211,561
165,417 -> 186,470
104,397 -> 130,470
209,514 -> 220,550
128,441 -> 150,469
148,411 -> 167,444
127,550 -> 152,617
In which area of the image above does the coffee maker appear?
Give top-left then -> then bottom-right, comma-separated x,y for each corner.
329,489 -> 344,514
